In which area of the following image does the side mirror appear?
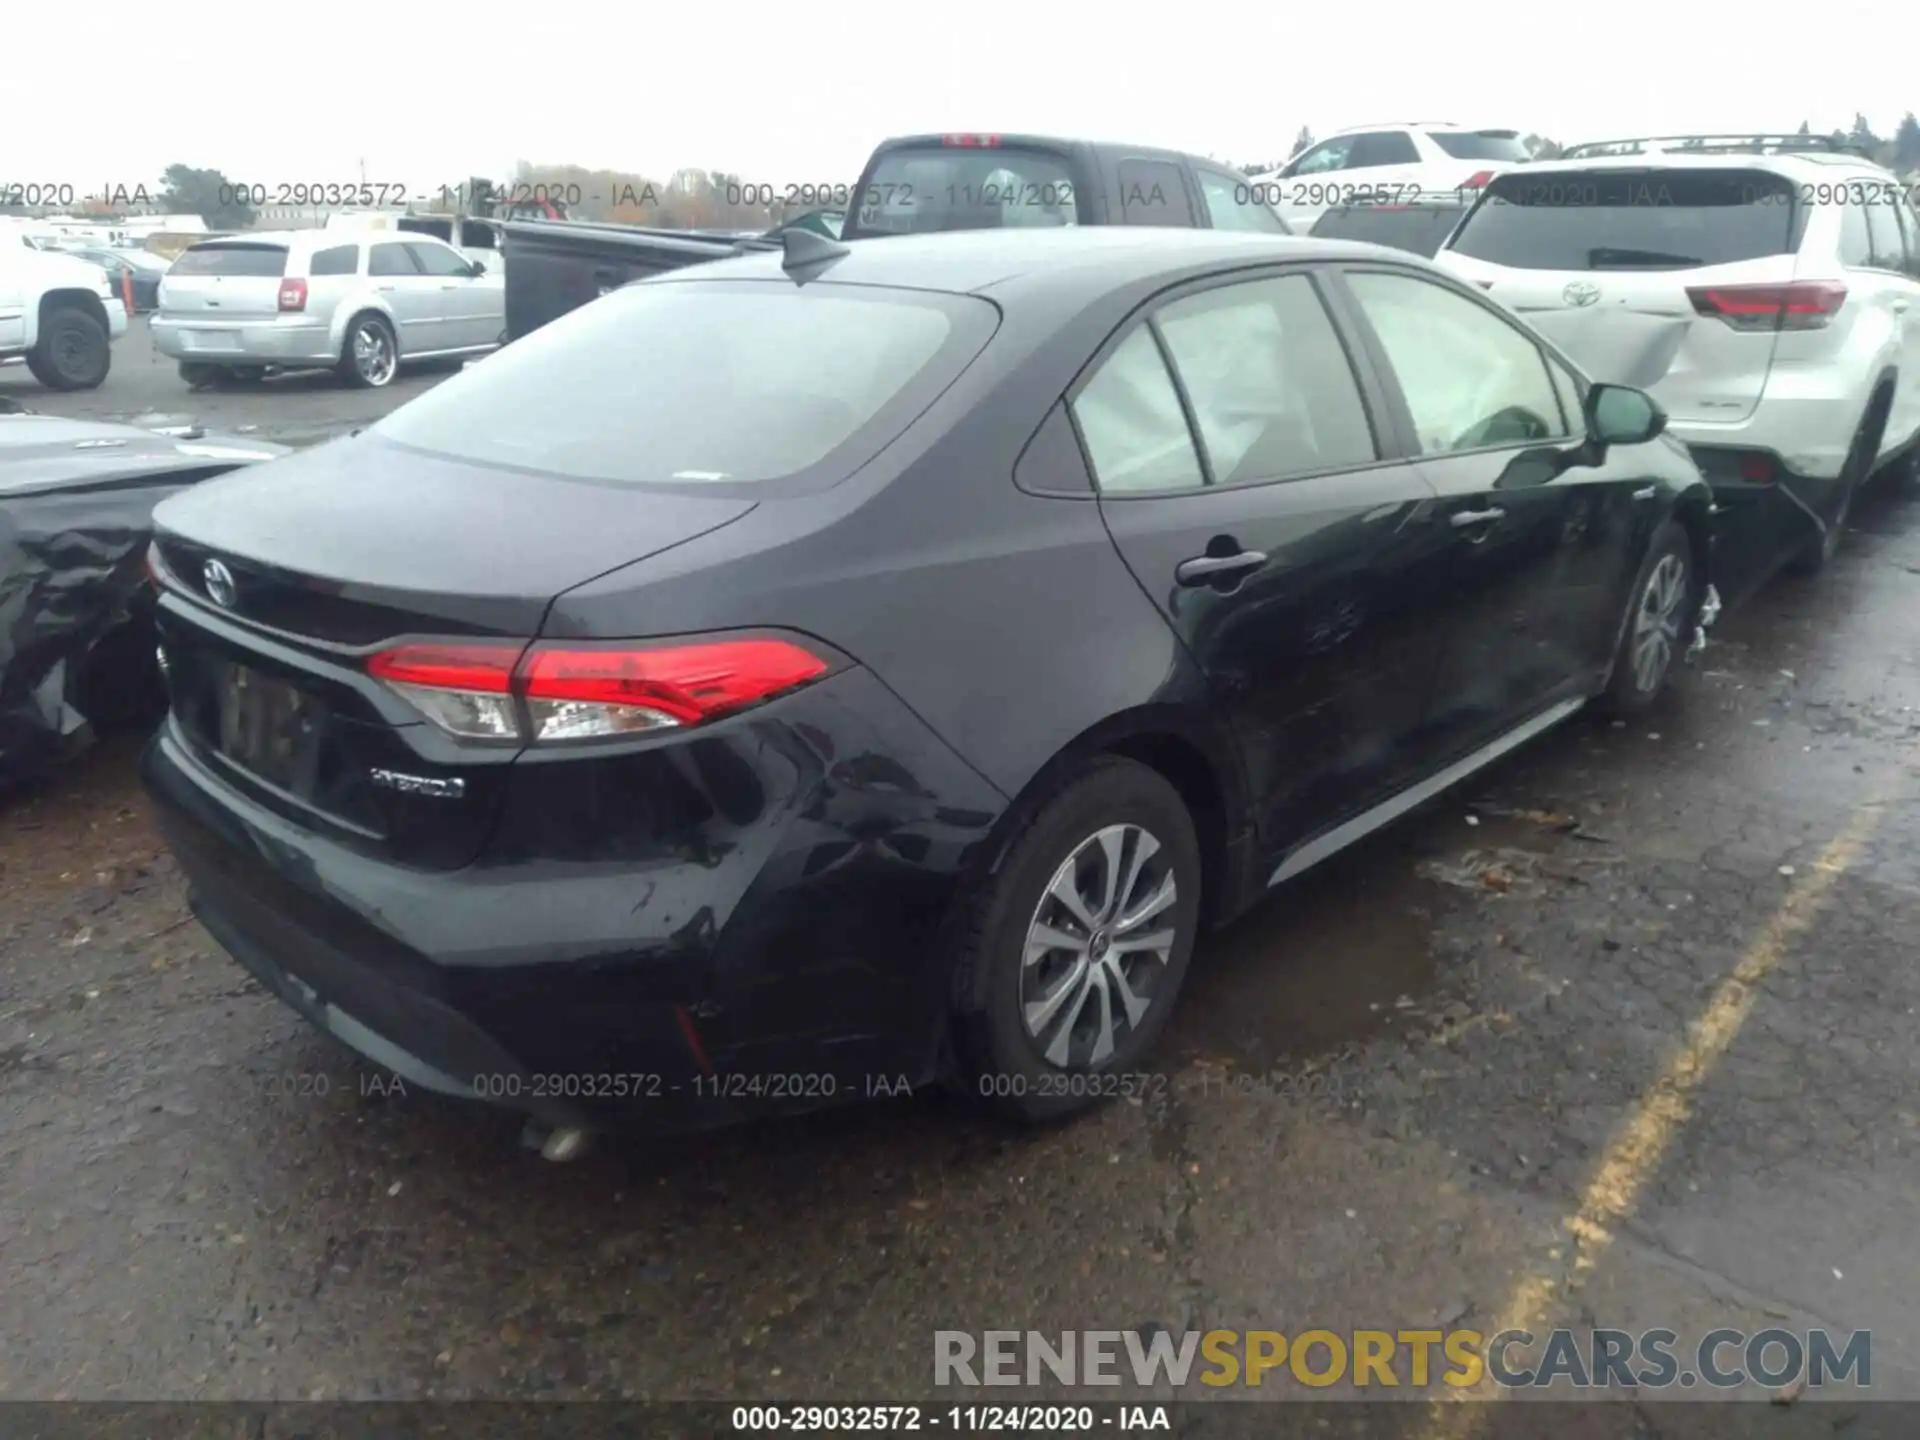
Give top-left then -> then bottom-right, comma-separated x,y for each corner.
1586,382 -> 1666,447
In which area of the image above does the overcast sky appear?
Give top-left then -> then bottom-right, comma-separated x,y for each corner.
17,0 -> 1918,192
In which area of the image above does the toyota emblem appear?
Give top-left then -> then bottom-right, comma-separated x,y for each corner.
1562,280 -> 1601,308
203,559 -> 237,609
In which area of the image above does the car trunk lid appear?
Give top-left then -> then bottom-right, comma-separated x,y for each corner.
1440,166 -> 1813,424
149,433 -> 757,870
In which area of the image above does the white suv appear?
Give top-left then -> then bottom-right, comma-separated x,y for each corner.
1252,123 -> 1532,230
1431,135 -> 1920,581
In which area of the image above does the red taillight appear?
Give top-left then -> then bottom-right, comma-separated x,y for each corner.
278,277 -> 308,312
1738,452 -> 1775,484
365,635 -> 832,743
939,134 -> 1003,148
367,642 -> 518,693
1686,281 -> 1846,331
1461,171 -> 1494,189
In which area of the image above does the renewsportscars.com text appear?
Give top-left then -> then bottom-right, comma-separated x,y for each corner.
934,1327 -> 1871,1391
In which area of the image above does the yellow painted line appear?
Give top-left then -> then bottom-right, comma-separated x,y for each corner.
1422,763 -> 1904,1434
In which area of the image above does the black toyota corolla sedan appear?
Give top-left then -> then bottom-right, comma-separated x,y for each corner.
141,226 -> 1716,1149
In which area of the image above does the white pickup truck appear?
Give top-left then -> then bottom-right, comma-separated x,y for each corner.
0,231 -> 129,390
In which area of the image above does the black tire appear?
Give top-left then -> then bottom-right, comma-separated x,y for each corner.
1881,444 -> 1920,498
336,313 -> 398,389
177,361 -> 219,389
1600,521 -> 1695,716
1791,393 -> 1886,575
951,756 -> 1202,1124
25,303 -> 110,391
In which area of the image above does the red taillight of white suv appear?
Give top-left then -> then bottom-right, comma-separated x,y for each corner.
278,278 -> 308,312
1687,282 -> 1847,331
366,634 -> 835,742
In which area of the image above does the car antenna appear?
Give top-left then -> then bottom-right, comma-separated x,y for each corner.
778,226 -> 850,283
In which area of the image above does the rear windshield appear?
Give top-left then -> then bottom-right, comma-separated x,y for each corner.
850,145 -> 1081,237
1428,131 -> 1531,162
1311,204 -> 1468,257
169,243 -> 289,277
1448,167 -> 1798,271
375,279 -> 997,487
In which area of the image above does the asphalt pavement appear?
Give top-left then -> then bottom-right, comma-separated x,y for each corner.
4,355 -> 1920,1420
0,316 -> 452,445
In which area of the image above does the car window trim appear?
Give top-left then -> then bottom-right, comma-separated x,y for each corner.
1064,262 -> 1407,499
1325,261 -> 1586,461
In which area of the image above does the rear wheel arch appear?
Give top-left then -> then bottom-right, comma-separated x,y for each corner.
973,709 -> 1248,923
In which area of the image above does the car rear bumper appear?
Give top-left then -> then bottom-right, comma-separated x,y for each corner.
105,301 -> 128,341
1671,384 -> 1863,484
141,666 -> 1006,1135
151,315 -> 337,366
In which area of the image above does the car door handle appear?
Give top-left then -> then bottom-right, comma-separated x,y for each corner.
1449,507 -> 1506,528
1633,485 -> 1658,501
1175,550 -> 1268,585
376,285 -> 395,292
1894,299 -> 1911,314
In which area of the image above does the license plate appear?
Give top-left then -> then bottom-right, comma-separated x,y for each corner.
217,663 -> 320,790
184,330 -> 241,353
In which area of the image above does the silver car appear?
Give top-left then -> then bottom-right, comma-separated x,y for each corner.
152,231 -> 505,389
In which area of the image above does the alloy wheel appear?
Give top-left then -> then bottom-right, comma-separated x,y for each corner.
1632,552 -> 1687,693
1020,823 -> 1179,1068
354,325 -> 396,386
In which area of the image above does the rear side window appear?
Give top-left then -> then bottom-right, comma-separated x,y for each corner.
1428,131 -> 1531,163
1863,197 -> 1907,271
308,244 -> 358,276
369,242 -> 418,277
375,280 -> 994,487
1346,132 -> 1421,169
169,243 -> 288,277
1071,328 -> 1204,492
1448,168 -> 1799,271
1118,160 -> 1193,225
851,146 -> 1080,236
1197,171 -> 1291,233
1310,204 -> 1467,257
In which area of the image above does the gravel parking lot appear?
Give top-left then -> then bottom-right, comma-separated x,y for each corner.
6,343 -> 1920,1416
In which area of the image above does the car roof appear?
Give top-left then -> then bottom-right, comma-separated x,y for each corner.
1513,149 -> 1889,178
652,227 -> 1424,301
866,133 -> 1231,169
1329,122 -> 1517,136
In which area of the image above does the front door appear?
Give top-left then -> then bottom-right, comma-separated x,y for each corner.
1335,266 -> 1648,753
1070,267 -> 1452,862
403,240 -> 497,350
367,241 -> 433,353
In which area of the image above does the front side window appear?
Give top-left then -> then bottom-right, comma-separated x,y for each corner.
1198,170 -> 1290,233
406,241 -> 473,277
1347,271 -> 1570,454
1154,275 -> 1376,482
1289,138 -> 1354,176
368,242 -> 419,277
